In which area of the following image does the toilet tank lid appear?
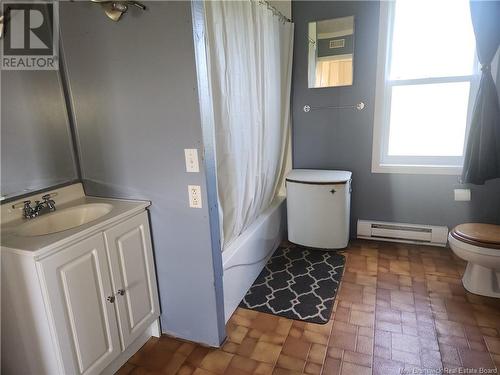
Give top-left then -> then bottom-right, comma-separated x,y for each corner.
286,169 -> 352,184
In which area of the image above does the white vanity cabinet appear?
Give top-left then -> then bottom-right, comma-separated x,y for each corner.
2,210 -> 160,375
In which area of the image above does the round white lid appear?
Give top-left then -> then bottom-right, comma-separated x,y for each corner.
286,169 -> 352,183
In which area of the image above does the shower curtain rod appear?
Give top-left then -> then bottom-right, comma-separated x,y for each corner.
256,0 -> 292,23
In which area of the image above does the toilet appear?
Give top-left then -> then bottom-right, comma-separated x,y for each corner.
448,223 -> 500,298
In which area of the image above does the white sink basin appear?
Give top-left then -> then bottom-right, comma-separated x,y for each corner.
16,203 -> 113,237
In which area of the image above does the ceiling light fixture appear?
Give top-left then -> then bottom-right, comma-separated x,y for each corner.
91,0 -> 146,22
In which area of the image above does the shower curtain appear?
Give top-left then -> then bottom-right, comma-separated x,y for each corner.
204,1 -> 294,248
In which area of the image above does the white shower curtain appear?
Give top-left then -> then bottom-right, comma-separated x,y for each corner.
204,1 -> 294,249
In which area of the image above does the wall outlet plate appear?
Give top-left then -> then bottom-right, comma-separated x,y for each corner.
184,149 -> 200,173
188,185 -> 202,208
454,188 -> 471,201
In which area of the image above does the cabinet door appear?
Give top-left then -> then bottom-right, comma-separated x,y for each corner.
39,233 -> 121,375
104,212 -> 160,349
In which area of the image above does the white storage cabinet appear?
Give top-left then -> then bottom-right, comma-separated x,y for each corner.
286,169 -> 352,249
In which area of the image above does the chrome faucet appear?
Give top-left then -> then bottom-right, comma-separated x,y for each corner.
13,193 -> 57,219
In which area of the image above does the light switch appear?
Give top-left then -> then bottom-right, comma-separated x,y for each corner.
188,185 -> 202,208
184,149 -> 200,173
454,188 -> 471,201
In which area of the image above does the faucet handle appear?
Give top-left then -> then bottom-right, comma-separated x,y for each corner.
12,200 -> 31,210
42,192 -> 58,200
12,200 -> 38,218
42,193 -> 57,211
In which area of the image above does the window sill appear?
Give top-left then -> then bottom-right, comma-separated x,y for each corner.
371,163 -> 462,175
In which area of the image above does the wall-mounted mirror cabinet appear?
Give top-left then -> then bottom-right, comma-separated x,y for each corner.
308,16 -> 355,88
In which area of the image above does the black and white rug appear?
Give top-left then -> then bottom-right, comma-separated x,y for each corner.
239,243 -> 346,324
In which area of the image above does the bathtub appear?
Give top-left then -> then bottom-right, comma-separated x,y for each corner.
222,196 -> 287,322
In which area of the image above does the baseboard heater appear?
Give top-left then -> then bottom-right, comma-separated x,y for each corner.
357,220 -> 448,247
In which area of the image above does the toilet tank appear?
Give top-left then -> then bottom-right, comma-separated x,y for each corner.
286,169 -> 352,249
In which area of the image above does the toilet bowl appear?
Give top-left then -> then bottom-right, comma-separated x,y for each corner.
448,223 -> 500,298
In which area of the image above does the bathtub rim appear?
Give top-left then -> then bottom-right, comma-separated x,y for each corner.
222,195 -> 286,267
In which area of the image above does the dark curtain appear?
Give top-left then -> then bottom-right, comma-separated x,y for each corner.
461,1 -> 500,184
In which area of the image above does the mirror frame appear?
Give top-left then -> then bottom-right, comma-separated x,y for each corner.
307,15 -> 356,89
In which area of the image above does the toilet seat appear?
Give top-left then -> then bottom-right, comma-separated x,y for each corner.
450,223 -> 500,250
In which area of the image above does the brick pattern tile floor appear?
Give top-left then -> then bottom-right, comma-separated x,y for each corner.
117,240 -> 500,375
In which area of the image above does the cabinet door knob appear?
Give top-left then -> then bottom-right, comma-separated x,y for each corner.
330,189 -> 336,194
116,289 -> 125,296
107,296 -> 115,303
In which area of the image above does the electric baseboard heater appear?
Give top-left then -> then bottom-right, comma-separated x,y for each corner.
357,220 -> 448,247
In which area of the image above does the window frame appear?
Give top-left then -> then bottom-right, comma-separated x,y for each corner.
371,1 -> 481,175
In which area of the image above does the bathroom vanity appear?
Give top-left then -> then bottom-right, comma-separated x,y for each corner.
1,183 -> 160,375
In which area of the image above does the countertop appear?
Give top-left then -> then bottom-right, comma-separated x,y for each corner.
1,194 -> 150,258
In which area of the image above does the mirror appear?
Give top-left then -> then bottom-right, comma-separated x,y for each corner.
1,70 -> 79,200
308,16 -> 355,88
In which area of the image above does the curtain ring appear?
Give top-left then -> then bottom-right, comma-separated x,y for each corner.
481,64 -> 490,72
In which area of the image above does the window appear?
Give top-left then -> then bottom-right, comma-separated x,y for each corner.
372,0 -> 480,174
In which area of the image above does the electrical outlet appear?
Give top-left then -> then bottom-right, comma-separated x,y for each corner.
454,188 -> 471,201
184,149 -> 200,173
188,185 -> 202,208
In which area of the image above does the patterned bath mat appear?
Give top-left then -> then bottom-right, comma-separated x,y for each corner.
239,243 -> 346,324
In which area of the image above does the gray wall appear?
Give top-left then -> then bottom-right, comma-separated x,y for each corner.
1,70 -> 78,198
292,1 -> 500,235
60,1 -> 225,346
